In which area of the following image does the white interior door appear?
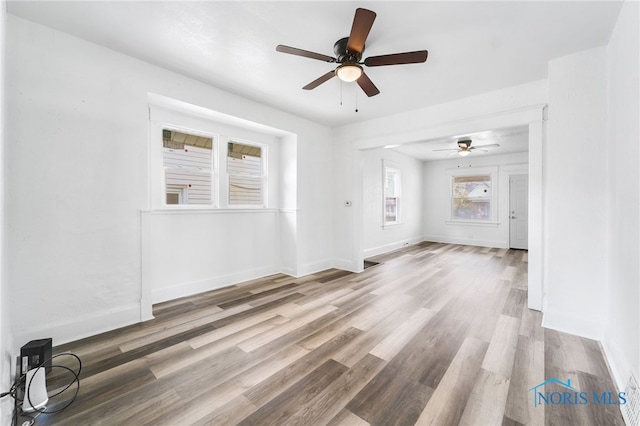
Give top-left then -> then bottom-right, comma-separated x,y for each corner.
509,174 -> 528,250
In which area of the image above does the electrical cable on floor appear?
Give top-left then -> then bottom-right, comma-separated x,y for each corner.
0,373 -> 24,400
1,352 -> 82,426
18,410 -> 42,426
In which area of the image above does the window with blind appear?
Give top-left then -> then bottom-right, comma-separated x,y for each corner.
227,142 -> 266,206
162,129 -> 214,205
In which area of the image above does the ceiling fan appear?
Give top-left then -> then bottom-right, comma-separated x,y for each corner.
433,139 -> 500,156
275,8 -> 428,97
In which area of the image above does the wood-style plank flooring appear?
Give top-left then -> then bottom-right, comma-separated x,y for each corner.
29,242 -> 625,425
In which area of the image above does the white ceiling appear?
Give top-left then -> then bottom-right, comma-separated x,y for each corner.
7,1 -> 623,131
391,125 -> 529,161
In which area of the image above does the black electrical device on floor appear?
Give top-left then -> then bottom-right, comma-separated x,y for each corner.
20,338 -> 52,375
2,339 -> 82,426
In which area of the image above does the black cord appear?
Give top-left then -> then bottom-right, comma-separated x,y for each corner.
0,374 -> 25,400
23,352 -> 82,415
1,352 -> 82,424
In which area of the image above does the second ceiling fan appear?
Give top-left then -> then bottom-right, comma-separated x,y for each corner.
433,139 -> 501,156
276,8 -> 429,97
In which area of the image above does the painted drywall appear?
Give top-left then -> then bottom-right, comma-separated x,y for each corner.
6,15 -> 333,347
146,210 -> 280,303
0,0 -> 14,422
333,80 -> 547,271
423,152 -> 528,248
279,134 -> 298,276
361,148 -> 424,257
543,46 -> 608,339
602,0 -> 640,394
296,127 -> 334,276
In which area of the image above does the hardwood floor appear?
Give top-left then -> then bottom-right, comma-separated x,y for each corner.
26,242 -> 624,425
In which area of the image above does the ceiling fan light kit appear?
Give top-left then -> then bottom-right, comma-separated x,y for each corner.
336,64 -> 363,82
275,8 -> 428,98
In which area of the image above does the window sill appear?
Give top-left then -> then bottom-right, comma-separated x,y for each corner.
445,220 -> 499,227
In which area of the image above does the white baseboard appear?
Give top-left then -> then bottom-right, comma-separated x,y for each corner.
294,259 -> 334,277
422,234 -> 507,249
541,307 -> 604,341
332,258 -> 361,273
12,302 -> 142,347
15,261 -> 334,349
152,265 -> 280,304
279,266 -> 297,276
600,335 -> 639,426
601,337 -> 634,393
363,236 -> 424,258
152,260 -> 337,304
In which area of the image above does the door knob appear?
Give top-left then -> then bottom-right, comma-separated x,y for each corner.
511,216 -> 516,219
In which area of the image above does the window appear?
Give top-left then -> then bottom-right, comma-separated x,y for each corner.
384,166 -> 401,225
451,174 -> 492,221
149,99 -> 276,210
162,129 -> 214,205
227,141 -> 266,206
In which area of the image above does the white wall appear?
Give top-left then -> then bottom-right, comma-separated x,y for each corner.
423,152 -> 528,248
361,148 -> 423,258
543,46 -> 608,339
279,134 -> 298,276
0,0 -> 14,423
542,2 -> 640,399
6,15 -> 333,347
602,0 -> 640,393
145,210 -> 281,303
296,126 -> 334,276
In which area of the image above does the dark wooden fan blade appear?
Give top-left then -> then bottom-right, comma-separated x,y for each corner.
347,8 -> 376,53
276,45 -> 335,63
303,70 -> 336,90
364,50 -> 428,67
356,71 -> 380,97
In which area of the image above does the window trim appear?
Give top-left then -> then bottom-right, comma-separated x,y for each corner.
165,185 -> 187,205
446,166 -> 499,225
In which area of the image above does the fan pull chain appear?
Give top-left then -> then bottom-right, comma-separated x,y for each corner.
340,80 -> 343,106
355,87 -> 359,113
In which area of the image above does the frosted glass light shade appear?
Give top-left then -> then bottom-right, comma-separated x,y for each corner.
336,64 -> 363,82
